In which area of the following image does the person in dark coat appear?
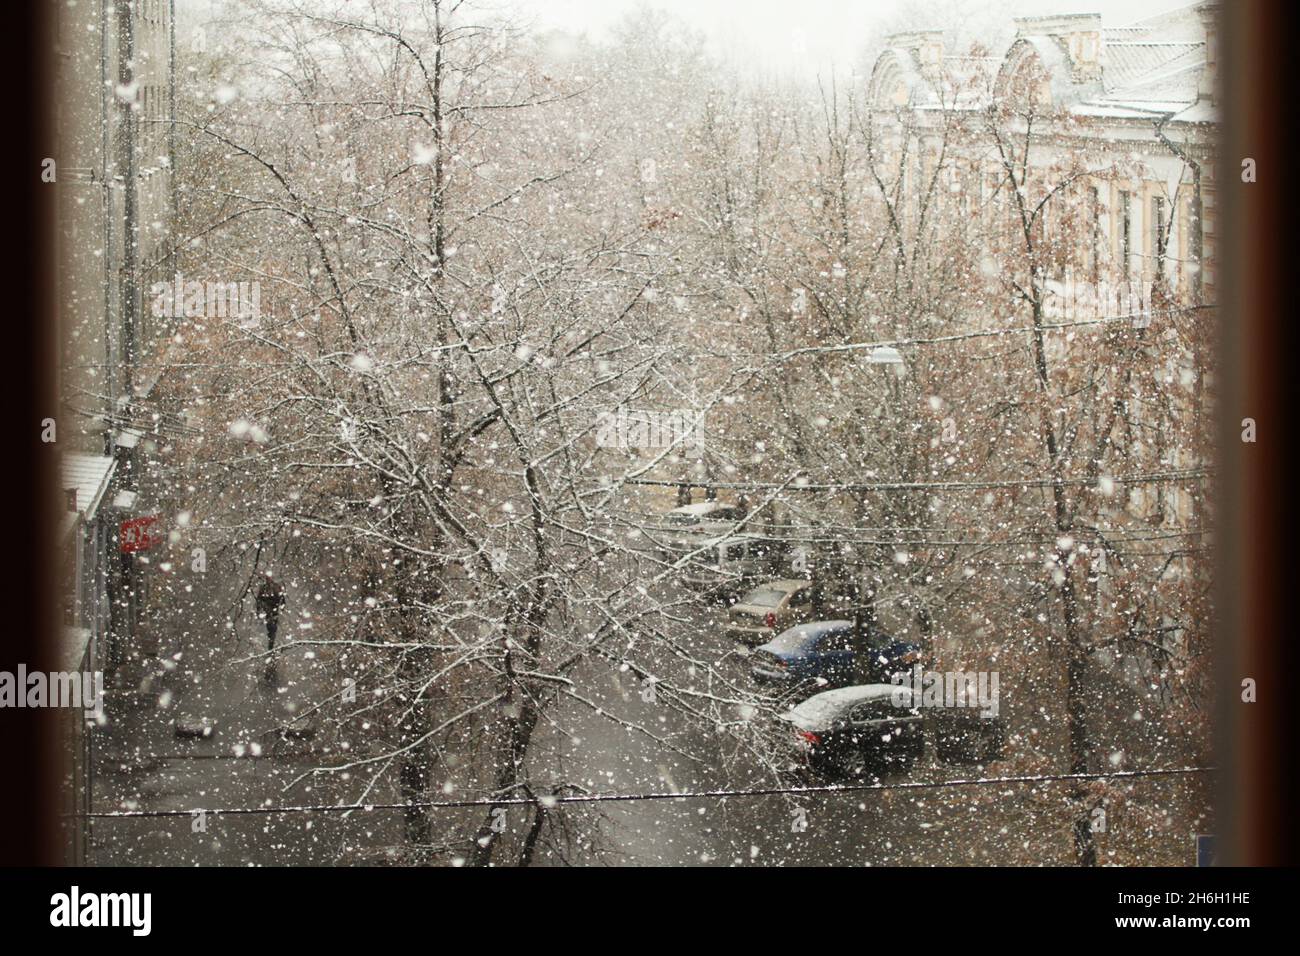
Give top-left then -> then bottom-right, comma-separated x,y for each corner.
255,572 -> 286,650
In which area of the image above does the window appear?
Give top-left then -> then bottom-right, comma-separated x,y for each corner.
866,627 -> 894,651
62,541 -> 77,626
820,629 -> 854,653
1088,185 -> 1102,282
1119,190 -> 1132,279
743,588 -> 786,607
846,702 -> 873,723
1034,188 -> 1048,253
1151,195 -> 1167,269
984,170 -> 1000,230
848,699 -> 898,723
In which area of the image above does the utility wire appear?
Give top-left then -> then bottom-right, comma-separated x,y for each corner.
628,516 -> 1207,545
59,305 -> 1218,371
76,765 -> 1213,819
762,305 -> 1215,362
610,468 -> 1209,493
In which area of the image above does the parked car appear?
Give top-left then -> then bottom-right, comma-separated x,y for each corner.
654,502 -> 746,563
750,620 -> 922,691
661,501 -> 744,528
680,534 -> 790,598
778,684 -> 924,778
858,627 -> 924,684
724,579 -> 815,644
751,621 -> 855,689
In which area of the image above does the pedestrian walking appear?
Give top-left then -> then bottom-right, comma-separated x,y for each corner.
255,572 -> 286,651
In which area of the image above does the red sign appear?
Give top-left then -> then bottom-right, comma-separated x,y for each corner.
120,516 -> 160,553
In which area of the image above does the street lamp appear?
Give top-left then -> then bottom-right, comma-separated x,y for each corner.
866,345 -> 906,378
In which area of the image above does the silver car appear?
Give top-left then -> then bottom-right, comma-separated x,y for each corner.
724,578 -> 816,645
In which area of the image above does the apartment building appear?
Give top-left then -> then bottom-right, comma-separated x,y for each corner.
52,0 -> 176,863
868,2 -> 1217,311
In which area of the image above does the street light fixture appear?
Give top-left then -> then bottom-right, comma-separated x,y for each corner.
866,345 -> 905,376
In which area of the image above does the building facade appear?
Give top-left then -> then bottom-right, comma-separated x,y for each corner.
52,0 -> 176,863
868,3 -> 1217,314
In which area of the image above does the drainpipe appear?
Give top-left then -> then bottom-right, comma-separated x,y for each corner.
1152,112 -> 1209,537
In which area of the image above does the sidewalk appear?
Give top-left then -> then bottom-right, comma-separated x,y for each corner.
89,524 -> 396,864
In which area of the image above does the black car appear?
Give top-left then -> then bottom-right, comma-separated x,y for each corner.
778,684 -> 924,779
751,620 -> 922,693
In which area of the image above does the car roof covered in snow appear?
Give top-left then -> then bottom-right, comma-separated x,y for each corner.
780,684 -> 912,727
668,502 -> 736,517
760,620 -> 854,653
755,578 -> 813,593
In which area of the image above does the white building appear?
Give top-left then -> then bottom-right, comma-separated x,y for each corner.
867,2 -> 1218,315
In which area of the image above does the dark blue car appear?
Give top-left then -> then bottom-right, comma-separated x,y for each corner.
750,620 -> 921,692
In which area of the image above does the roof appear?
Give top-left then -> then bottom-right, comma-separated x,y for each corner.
1111,2 -> 1215,43
59,453 -> 117,523
873,1 -> 1215,123
803,684 -> 907,707
789,619 -> 855,633
781,683 -> 913,727
1103,42 -> 1203,94
754,578 -> 814,592
668,502 -> 735,517
871,45 -> 998,110
760,620 -> 855,652
1090,38 -> 1205,113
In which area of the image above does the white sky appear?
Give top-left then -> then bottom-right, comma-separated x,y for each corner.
184,0 -> 1193,80
522,0 -> 1190,78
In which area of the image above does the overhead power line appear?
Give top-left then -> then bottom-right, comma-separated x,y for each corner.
612,468 -> 1209,494
61,305 -> 1217,371
77,765 -> 1213,820
763,304 -> 1216,362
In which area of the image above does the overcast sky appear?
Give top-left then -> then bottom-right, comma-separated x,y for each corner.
523,0 -> 1191,78
184,0 -> 1193,80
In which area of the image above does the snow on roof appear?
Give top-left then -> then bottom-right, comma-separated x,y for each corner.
670,501 -> 732,514
1073,102 -> 1183,119
881,1 -> 1212,120
1103,41 -> 1203,94
1084,42 -> 1207,116
59,452 -> 117,522
763,578 -> 816,592
1113,1 -> 1216,42
783,684 -> 910,725
1167,99 -> 1217,124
